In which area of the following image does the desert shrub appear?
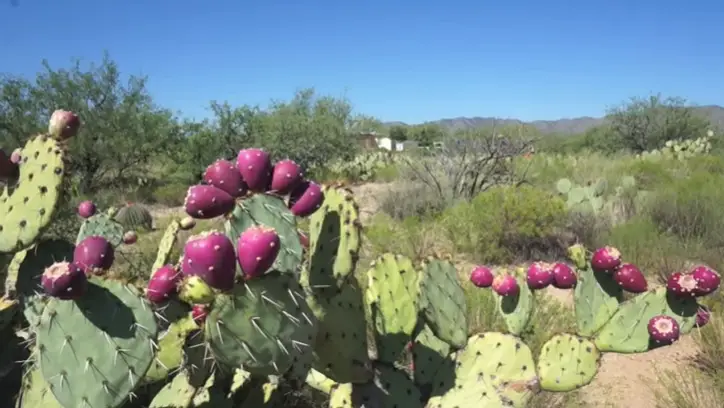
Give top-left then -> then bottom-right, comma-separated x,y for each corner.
440,185 -> 567,263
617,159 -> 675,190
377,183 -> 448,220
151,182 -> 189,206
653,367 -> 722,408
364,213 -> 439,261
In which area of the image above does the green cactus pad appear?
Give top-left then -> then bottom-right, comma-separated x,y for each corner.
418,258 -> 468,348
225,194 -> 303,275
594,287 -> 698,353
307,279 -> 372,383
430,332 -> 539,408
205,271 -> 316,376
36,277 -> 158,408
556,178 -> 572,194
113,203 -> 153,230
328,383 -> 354,408
537,333 -> 600,392
304,368 -> 338,394
572,249 -> 623,336
76,213 -> 125,247
365,253 -> 419,364
145,314 -> 198,383
18,366 -> 62,408
0,135 -> 68,253
152,219 -> 181,272
495,271 -> 534,335
149,370 -> 224,408
306,186 -> 362,289
183,328 -> 215,388
412,324 -> 451,388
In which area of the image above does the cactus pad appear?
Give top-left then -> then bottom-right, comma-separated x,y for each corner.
0,135 -> 68,253
145,314 -> 198,383
412,324 -> 451,389
495,270 -> 534,335
306,186 -> 362,289
205,271 -> 316,376
36,277 -> 158,408
365,253 -> 419,364
149,370 -> 212,408
573,258 -> 623,336
76,213 -> 125,247
152,219 -> 181,271
537,333 -> 600,392
430,332 -> 539,408
594,287 -> 698,353
418,258 -> 468,348
225,194 -> 303,275
18,366 -> 62,408
337,364 -> 423,408
307,279 -> 372,383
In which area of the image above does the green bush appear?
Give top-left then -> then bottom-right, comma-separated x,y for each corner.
440,185 -> 567,263
151,182 -> 189,206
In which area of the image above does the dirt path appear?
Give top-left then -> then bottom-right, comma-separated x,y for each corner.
147,182 -> 695,408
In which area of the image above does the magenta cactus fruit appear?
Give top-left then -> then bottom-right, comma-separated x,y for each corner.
236,226 -> 281,279
236,148 -> 272,192
288,181 -> 324,217
613,263 -> 648,293
551,263 -> 577,289
470,265 -> 495,288
73,236 -> 115,275
647,315 -> 680,344
41,261 -> 88,299
48,109 -> 81,140
691,265 -> 721,296
10,148 -> 21,164
77,200 -> 96,219
192,304 -> 209,324
526,262 -> 554,290
492,273 -> 520,297
695,305 -> 711,328
270,159 -> 303,194
146,265 -> 182,303
184,185 -> 235,219
122,231 -> 138,245
667,272 -> 699,297
591,246 -> 621,272
203,159 -> 248,198
181,231 -> 237,291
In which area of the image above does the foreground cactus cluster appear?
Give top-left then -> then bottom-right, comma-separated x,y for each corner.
0,109 -> 719,408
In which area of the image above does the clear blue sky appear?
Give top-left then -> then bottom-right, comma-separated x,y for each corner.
1,0 -> 723,124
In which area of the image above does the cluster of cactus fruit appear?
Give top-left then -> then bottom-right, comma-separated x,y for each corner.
0,108 -> 719,408
324,151 -> 396,182
637,132 -> 714,161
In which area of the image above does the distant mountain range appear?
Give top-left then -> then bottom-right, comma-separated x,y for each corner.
386,105 -> 724,135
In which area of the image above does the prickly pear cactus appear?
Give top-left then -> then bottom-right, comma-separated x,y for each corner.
418,258 -> 468,348
152,219 -> 181,271
225,194 -> 303,275
0,135 -> 69,253
35,277 -> 158,408
537,333 -> 600,391
365,253 -> 419,364
594,287 -> 698,353
411,324 -> 451,389
205,271 -> 316,376
495,268 -> 534,335
76,213 -> 125,247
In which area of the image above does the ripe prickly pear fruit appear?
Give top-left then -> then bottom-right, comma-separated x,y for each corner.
551,263 -> 577,289
647,315 -> 680,344
236,148 -> 272,192
492,273 -> 520,297
73,236 -> 115,275
41,261 -> 88,300
77,200 -> 96,219
613,263 -> 648,293
470,266 -> 494,288
667,272 -> 698,297
122,231 -> 137,245
237,226 -> 280,279
179,216 -> 196,230
184,185 -> 235,219
591,246 -> 621,272
526,262 -> 554,290
203,159 -> 248,198
695,305 -> 711,328
288,181 -> 324,217
270,159 -> 303,195
146,265 -> 182,303
192,304 -> 209,325
181,231 -> 237,291
48,109 -> 81,140
10,148 -> 21,164
691,266 -> 720,296
179,276 -> 215,305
